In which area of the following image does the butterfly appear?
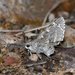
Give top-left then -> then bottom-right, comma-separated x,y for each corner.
25,17 -> 65,59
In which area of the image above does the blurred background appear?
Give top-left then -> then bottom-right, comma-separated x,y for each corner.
0,0 -> 75,75
0,0 -> 75,26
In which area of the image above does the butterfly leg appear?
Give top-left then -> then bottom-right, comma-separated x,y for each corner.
28,50 -> 33,57
36,53 -> 42,60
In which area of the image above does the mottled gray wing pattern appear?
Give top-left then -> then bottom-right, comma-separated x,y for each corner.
25,39 -> 55,57
37,17 -> 65,46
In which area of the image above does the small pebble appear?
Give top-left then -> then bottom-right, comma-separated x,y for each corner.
29,54 -> 38,61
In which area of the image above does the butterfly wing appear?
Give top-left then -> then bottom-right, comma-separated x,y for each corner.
37,17 -> 65,46
43,45 -> 55,57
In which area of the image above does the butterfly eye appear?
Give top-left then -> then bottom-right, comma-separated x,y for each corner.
26,44 -> 30,47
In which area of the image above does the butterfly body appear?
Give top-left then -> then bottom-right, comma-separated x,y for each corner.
25,17 -> 65,59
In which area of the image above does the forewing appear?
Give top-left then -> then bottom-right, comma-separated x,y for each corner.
54,16 -> 65,30
37,17 -> 65,46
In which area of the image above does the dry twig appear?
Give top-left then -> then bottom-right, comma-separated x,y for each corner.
15,23 -> 51,36
14,61 -> 46,68
42,0 -> 65,25
0,23 -> 50,33
0,30 -> 23,32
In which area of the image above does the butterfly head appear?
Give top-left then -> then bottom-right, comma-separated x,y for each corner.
25,42 -> 37,53
25,42 -> 32,50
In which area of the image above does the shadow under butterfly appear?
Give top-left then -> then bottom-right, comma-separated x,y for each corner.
25,17 -> 65,59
